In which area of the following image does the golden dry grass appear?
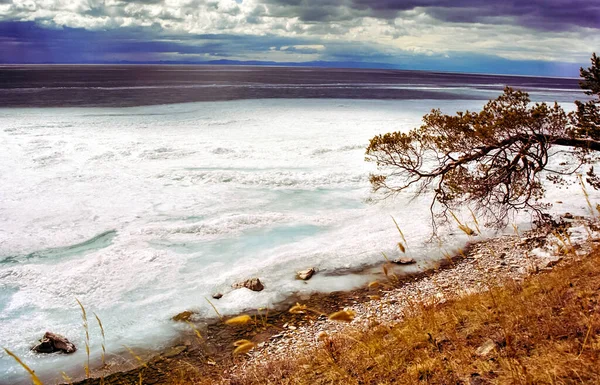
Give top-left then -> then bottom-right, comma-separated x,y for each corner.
171,247 -> 600,385
8,240 -> 600,385
224,315 -> 253,326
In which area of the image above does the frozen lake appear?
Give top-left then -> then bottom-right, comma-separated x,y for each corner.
0,96 -> 595,383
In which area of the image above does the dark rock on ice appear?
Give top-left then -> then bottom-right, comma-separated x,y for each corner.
32,332 -> 76,354
392,257 -> 416,265
297,268 -> 315,280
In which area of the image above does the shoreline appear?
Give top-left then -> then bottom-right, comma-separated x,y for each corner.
65,244 -> 469,384
63,214 -> 592,385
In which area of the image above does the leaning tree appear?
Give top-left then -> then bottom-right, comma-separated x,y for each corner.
365,54 -> 600,229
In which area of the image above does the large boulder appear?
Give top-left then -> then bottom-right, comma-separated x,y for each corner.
232,278 -> 264,292
32,332 -> 76,354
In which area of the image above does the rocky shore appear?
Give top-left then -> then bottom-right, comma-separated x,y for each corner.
233,215 -> 597,376
71,215 -> 597,384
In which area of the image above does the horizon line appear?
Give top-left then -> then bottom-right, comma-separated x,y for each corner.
0,61 -> 581,80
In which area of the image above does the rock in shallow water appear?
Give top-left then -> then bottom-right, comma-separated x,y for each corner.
232,278 -> 264,292
32,332 -> 76,354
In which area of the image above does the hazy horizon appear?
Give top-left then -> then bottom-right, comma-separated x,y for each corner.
0,65 -> 586,108
0,60 -> 587,79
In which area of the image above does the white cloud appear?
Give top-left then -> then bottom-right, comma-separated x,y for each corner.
0,0 -> 597,63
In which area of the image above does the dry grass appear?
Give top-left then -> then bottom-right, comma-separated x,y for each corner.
171,247 -> 600,385
6,235 -> 600,385
3,348 -> 43,385
75,298 -> 91,379
93,312 -> 106,368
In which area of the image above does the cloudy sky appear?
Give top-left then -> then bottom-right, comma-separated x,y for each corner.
0,0 -> 598,75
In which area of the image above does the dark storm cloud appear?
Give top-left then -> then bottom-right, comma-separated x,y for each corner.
0,21 -> 320,62
0,0 -> 595,76
265,0 -> 600,30
419,1 -> 600,31
0,20 -> 584,78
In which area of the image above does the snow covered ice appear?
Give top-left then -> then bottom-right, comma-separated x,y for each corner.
0,97 -> 596,383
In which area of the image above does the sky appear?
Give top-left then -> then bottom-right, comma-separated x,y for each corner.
0,0 -> 598,76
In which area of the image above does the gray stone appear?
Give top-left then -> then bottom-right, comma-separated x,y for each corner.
392,257 -> 416,265
212,293 -> 223,299
475,339 -> 496,357
232,278 -> 264,292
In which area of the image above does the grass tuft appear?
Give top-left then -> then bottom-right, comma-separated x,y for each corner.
185,321 -> 204,342
205,297 -> 223,321
450,210 -> 477,236
234,339 -> 253,347
579,174 -> 596,217
289,303 -> 308,314
75,298 -> 90,379
233,342 -> 256,355
224,315 -> 253,326
3,348 -> 43,385
328,310 -> 356,323
93,312 -> 106,367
